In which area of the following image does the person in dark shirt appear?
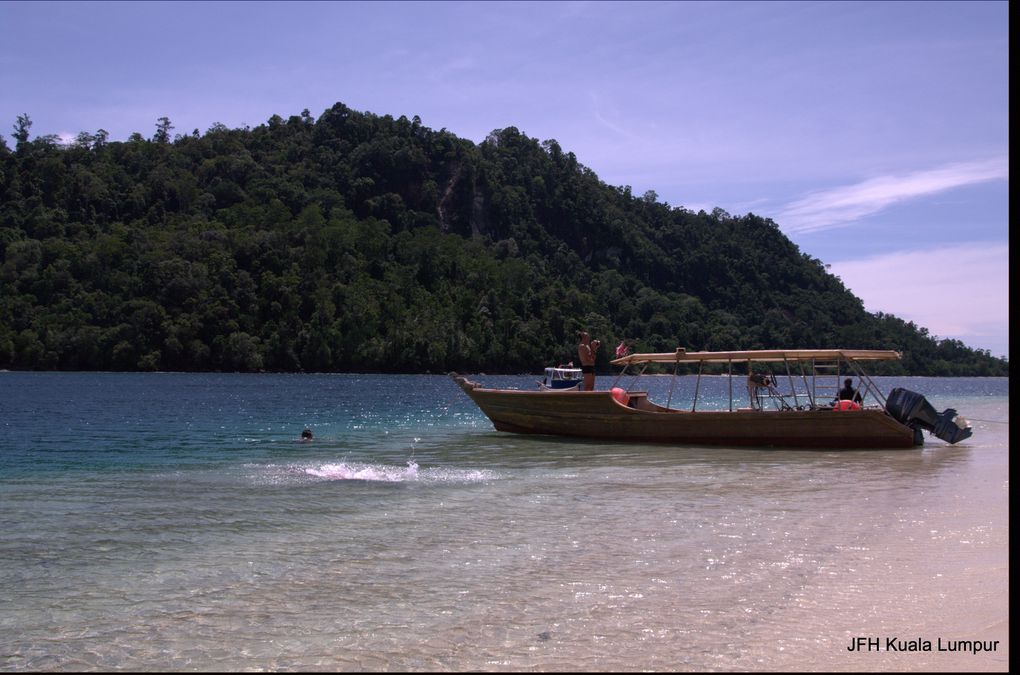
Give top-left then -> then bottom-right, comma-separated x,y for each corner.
838,378 -> 863,404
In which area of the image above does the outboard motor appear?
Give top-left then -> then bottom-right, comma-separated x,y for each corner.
885,387 -> 973,445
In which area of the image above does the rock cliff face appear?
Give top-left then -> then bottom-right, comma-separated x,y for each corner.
437,160 -> 461,233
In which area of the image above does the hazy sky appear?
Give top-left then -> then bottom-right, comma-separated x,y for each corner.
1,1 -> 1009,357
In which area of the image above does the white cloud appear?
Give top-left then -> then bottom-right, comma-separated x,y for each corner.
588,91 -> 644,143
777,158 -> 1009,234
829,242 -> 1009,357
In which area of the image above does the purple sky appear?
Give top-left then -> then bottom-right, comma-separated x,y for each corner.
1,1 -> 1008,357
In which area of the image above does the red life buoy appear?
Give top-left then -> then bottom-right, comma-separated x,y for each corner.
834,399 -> 861,411
611,387 -> 630,406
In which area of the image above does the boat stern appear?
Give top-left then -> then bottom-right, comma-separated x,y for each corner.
885,387 -> 973,444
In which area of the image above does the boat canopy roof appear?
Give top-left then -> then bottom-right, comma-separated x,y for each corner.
611,347 -> 902,366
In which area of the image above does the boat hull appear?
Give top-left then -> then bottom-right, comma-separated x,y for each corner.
452,375 -> 917,449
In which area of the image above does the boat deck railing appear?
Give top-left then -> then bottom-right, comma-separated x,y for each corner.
611,349 -> 895,413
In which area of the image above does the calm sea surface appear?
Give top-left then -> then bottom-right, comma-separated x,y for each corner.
0,373 -> 1009,672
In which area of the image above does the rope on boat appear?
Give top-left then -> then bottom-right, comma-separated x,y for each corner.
964,418 -> 1009,425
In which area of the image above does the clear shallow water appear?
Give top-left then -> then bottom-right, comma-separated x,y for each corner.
0,373 -> 1009,671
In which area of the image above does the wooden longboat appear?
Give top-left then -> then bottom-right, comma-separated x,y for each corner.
451,348 -> 973,449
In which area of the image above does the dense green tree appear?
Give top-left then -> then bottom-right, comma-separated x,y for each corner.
12,113 -> 31,147
0,104 -> 1007,375
153,117 -> 174,145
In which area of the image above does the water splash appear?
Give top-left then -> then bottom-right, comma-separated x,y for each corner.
305,460 -> 420,482
300,459 -> 496,484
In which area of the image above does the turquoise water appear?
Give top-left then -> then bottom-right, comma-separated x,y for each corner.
0,373 -> 1009,671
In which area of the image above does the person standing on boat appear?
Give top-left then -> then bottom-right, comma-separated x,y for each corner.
838,378 -> 863,404
577,331 -> 600,391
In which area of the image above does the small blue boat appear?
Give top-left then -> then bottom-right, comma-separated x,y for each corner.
540,366 -> 583,390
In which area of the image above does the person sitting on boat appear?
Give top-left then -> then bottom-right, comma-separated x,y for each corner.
838,378 -> 863,404
577,331 -> 600,391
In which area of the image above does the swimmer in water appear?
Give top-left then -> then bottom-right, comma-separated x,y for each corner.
300,428 -> 313,441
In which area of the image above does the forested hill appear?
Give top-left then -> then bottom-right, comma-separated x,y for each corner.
0,104 -> 1007,375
